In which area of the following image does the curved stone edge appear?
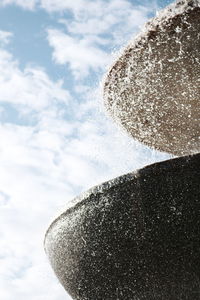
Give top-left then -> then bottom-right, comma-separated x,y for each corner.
44,152 -> 200,250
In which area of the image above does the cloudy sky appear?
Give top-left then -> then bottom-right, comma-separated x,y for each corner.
0,0 -> 174,299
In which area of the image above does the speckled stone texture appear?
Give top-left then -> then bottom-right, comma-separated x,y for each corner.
45,153 -> 200,300
103,0 -> 200,156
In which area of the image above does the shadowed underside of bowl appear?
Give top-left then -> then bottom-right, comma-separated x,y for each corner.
103,0 -> 200,156
44,153 -> 200,300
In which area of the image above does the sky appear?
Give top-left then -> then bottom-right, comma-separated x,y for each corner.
0,0 -> 174,299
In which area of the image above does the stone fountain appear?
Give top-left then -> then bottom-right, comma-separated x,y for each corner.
44,1 -> 200,299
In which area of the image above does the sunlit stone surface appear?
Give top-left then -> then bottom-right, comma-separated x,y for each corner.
104,0 -> 200,156
45,153 -> 200,300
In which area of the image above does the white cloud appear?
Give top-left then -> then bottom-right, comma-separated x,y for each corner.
62,1 -> 149,37
0,47 -> 70,111
0,0 -> 159,18
0,30 -> 77,300
0,0 -> 37,10
0,0 -> 92,12
47,29 -> 110,78
0,2 -> 155,80
46,0 -> 155,79
0,124 -> 73,300
0,30 -> 13,46
40,0 -> 89,14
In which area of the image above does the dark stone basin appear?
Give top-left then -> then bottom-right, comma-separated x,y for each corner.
44,153 -> 200,299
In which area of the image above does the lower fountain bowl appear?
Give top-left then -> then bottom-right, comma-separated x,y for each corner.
44,153 -> 200,300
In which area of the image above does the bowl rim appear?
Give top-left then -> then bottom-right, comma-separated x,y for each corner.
44,152 -> 200,247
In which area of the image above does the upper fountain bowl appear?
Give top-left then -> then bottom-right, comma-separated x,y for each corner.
103,0 -> 200,156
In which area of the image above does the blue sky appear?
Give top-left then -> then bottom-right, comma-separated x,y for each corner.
0,1 -> 173,299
